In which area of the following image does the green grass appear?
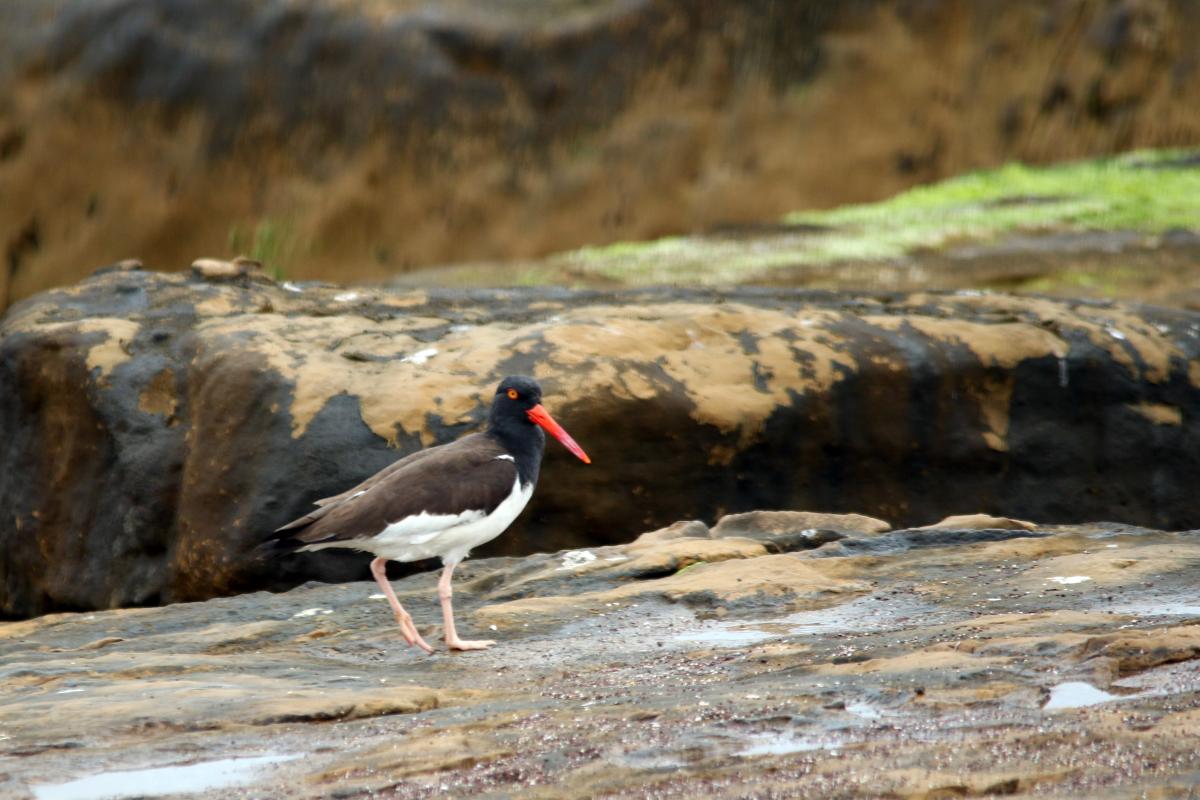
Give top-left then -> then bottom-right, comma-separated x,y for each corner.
227,218 -> 296,280
672,561 -> 708,577
551,148 -> 1200,285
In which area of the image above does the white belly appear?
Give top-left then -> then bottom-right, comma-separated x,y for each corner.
304,477 -> 534,566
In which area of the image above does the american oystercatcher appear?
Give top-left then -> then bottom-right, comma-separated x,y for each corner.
271,376 -> 590,652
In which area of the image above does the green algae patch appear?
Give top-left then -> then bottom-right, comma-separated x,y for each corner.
543,148 -> 1200,285
785,149 -> 1200,256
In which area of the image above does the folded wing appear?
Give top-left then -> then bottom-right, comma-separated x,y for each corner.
274,433 -> 519,548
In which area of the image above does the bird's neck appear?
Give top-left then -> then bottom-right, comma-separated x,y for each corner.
486,422 -> 545,488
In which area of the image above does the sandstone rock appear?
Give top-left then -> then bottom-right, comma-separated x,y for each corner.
917,513 -> 1036,531
632,553 -> 864,608
476,552 -> 866,625
91,259 -> 144,276
631,520 -> 710,545
4,271 -> 1200,616
1079,628 -> 1200,676
881,769 -> 1032,799
712,510 -> 892,538
468,537 -> 770,605
190,256 -> 266,281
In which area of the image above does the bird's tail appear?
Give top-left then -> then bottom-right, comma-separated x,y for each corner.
251,532 -> 306,562
258,494 -> 342,561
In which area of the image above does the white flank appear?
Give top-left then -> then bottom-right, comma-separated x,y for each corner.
374,508 -> 486,546
306,477 -> 534,565
1049,576 -> 1091,585
495,454 -> 515,462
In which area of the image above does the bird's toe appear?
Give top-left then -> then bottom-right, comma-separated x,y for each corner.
446,638 -> 496,651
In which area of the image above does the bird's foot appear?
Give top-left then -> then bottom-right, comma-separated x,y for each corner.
408,633 -> 436,654
394,613 -> 435,654
446,637 -> 496,651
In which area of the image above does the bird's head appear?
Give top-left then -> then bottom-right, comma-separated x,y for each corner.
491,376 -> 590,464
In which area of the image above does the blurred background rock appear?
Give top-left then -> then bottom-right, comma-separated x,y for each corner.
3,0 -> 1199,309
5,6 -> 1200,793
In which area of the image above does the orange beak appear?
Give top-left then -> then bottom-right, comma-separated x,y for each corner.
527,404 -> 591,464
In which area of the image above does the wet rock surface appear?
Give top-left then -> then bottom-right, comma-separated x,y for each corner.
4,270 -> 1200,617
2,518 -> 1198,798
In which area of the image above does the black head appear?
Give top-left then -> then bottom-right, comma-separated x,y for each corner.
486,375 -> 591,464
489,375 -> 543,426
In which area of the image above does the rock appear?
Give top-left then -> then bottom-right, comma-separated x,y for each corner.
710,510 -> 886,554
632,520 -> 710,545
966,625 -> 1200,684
190,256 -> 266,281
881,769 -> 1031,799
91,259 -> 144,276
823,525 -> 1049,559
2,521 -> 1198,798
917,514 -> 1036,531
476,552 -> 855,625
5,0 -> 1200,304
712,510 -> 892,538
1080,628 -> 1200,676
0,586 -> 453,749
4,271 -> 1200,616
469,536 -> 771,605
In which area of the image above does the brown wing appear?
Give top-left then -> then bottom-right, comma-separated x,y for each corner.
274,437 -> 478,533
311,446 -> 443,507
278,433 -> 520,546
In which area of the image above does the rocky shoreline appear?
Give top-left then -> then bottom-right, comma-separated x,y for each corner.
2,511 -> 1198,797
4,3 -> 1199,796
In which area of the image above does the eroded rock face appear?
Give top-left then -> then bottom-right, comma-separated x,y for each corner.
3,270 -> 1200,616
4,0 -> 1200,305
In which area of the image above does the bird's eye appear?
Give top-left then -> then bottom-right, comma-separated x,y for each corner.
507,389 -> 519,400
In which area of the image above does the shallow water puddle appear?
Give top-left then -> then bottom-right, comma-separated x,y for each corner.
783,595 -> 949,636
736,731 -> 845,757
675,594 -> 952,649
1108,600 -> 1200,617
31,754 -> 302,800
1048,576 -> 1091,585
844,701 -> 883,719
684,626 -> 778,647
1043,682 -> 1122,710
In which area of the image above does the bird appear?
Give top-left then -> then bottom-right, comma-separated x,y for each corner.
268,375 -> 590,652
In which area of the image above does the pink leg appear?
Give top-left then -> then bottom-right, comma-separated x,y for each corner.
370,557 -> 433,654
439,562 -> 495,651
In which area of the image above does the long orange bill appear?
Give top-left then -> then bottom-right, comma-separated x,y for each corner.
527,404 -> 591,464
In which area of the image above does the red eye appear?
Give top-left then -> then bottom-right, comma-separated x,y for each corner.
507,389 -> 519,400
